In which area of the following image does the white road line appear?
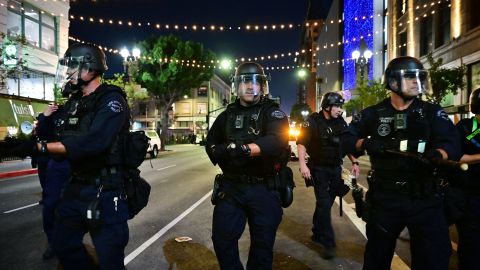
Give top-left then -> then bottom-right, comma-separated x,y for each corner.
156,165 -> 176,171
124,190 -> 213,265
336,184 -> 410,270
3,202 -> 39,214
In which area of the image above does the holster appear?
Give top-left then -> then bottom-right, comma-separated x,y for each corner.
211,174 -> 224,205
86,198 -> 103,231
268,166 -> 295,208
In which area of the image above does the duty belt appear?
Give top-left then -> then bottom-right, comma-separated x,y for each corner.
222,173 -> 265,184
71,166 -> 122,187
370,170 -> 437,196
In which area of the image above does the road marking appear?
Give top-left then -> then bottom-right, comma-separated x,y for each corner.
3,202 -> 39,214
124,190 -> 212,265
156,165 -> 176,171
336,183 -> 410,270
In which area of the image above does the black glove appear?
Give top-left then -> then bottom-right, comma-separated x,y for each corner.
226,143 -> 250,158
362,138 -> 385,156
424,149 -> 442,160
8,140 -> 37,159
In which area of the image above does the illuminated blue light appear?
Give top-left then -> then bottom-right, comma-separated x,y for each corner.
344,0 -> 374,90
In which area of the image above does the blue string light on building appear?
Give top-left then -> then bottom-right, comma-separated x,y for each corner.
343,0 -> 374,90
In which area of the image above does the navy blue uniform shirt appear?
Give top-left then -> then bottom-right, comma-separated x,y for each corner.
61,87 -> 128,161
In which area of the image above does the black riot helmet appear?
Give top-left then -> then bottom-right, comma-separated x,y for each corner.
231,62 -> 270,96
470,88 -> 480,114
384,56 -> 431,99
55,43 -> 108,96
321,92 -> 344,109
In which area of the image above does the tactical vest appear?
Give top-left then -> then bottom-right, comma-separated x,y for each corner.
223,99 -> 287,176
307,112 -> 345,166
59,85 -> 129,178
370,99 -> 431,176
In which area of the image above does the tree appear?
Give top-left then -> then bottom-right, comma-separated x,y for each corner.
425,52 -> 466,104
0,33 -> 29,92
136,35 -> 216,150
343,79 -> 389,115
103,73 -> 149,110
290,103 -> 312,124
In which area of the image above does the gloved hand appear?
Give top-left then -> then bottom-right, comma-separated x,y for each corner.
8,140 -> 37,159
424,149 -> 443,160
226,143 -> 249,158
362,138 -> 385,156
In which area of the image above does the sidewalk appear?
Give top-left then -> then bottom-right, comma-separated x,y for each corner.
0,158 -> 38,179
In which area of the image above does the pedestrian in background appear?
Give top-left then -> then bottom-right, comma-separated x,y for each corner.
297,92 -> 360,259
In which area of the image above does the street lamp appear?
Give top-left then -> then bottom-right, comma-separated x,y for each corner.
301,110 -> 309,120
120,47 -> 141,78
351,40 -> 372,82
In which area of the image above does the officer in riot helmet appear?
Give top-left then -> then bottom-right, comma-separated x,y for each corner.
10,43 -> 131,269
205,62 -> 291,269
342,56 -> 461,269
454,87 -> 480,270
297,92 -> 359,259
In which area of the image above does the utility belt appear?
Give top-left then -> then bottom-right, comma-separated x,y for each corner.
221,173 -> 268,184
70,166 -> 124,190
368,170 -> 438,196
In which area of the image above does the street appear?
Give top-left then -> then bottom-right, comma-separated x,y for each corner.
0,144 -> 460,270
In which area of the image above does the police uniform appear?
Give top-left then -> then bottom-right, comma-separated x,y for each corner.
455,117 -> 480,270
297,112 -> 348,250
206,98 -> 289,269
36,108 -> 71,258
344,97 -> 460,270
51,84 -> 130,270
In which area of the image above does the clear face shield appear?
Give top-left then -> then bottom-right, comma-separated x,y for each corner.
397,69 -> 431,97
233,74 -> 269,97
55,56 -> 84,97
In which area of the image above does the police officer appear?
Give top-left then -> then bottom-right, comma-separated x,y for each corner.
205,62 -> 289,269
35,103 -> 71,260
297,92 -> 360,259
455,87 -> 480,270
343,56 -> 461,269
26,43 -> 130,269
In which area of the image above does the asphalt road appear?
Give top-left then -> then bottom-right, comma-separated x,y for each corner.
0,144 -> 460,269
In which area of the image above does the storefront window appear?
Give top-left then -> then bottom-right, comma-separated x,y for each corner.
7,11 -> 21,36
25,18 -> 40,47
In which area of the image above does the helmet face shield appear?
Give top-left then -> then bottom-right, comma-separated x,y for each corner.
397,69 -> 431,96
55,56 -> 84,95
233,74 -> 269,97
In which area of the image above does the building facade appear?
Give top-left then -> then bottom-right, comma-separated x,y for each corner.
0,0 -> 70,100
388,0 -> 480,119
0,0 -> 70,139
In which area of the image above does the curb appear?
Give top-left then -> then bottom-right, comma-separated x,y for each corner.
0,169 -> 38,179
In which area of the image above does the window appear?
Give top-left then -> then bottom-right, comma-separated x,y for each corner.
197,86 -> 207,97
469,0 -> 480,31
7,71 -> 55,100
7,1 -> 57,53
437,3 -> 451,47
420,16 -> 433,56
398,31 -> 407,56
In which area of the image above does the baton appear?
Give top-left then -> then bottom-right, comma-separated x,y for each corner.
385,149 -> 468,171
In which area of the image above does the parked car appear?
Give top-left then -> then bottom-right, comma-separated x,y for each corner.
145,130 -> 161,158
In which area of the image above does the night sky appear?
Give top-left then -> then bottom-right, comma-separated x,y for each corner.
69,0 -> 332,113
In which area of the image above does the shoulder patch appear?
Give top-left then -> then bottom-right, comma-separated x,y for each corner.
436,109 -> 450,121
107,100 -> 124,113
271,110 -> 286,119
302,121 -> 310,128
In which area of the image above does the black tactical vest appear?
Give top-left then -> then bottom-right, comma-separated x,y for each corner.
307,112 -> 346,166
370,99 -> 431,174
222,99 -> 285,176
59,85 -> 129,177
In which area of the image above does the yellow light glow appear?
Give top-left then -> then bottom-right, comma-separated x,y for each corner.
452,0 -> 461,38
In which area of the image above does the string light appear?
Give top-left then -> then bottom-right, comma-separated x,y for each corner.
66,0 -> 448,31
